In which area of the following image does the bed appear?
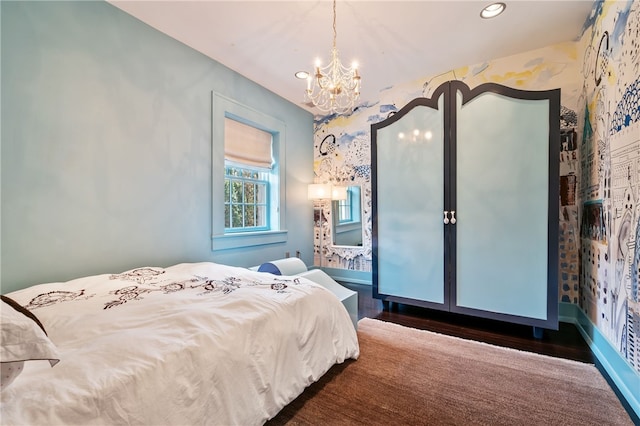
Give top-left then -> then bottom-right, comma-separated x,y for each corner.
0,261 -> 360,425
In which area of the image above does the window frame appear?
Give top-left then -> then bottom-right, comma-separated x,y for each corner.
211,92 -> 287,251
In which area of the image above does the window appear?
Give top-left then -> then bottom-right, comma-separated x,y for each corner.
223,117 -> 272,232
337,187 -> 361,224
224,165 -> 269,231
337,198 -> 352,223
211,92 -> 287,251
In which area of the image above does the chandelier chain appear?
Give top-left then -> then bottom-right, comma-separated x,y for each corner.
332,0 -> 337,50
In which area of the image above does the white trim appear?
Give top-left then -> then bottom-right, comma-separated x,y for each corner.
211,92 -> 287,251
212,230 -> 288,251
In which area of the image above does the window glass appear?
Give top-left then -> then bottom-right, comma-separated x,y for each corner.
224,165 -> 269,232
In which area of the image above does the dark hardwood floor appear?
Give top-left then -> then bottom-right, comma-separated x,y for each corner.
341,282 -> 594,363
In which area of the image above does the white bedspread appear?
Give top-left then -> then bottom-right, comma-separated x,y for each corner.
0,262 -> 359,425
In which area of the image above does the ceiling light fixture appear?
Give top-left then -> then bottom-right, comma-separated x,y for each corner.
295,71 -> 309,79
304,0 -> 361,115
480,2 -> 506,19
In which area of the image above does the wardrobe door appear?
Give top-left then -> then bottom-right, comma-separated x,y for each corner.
452,85 -> 558,326
373,94 -> 447,306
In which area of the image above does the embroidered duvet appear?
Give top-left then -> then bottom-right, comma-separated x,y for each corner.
0,262 -> 359,425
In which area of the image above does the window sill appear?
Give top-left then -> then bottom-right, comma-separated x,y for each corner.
212,230 -> 288,251
335,222 -> 361,234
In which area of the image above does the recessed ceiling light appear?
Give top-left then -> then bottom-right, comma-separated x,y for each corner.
295,71 -> 309,79
480,2 -> 506,19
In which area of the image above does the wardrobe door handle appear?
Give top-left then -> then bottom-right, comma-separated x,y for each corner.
443,211 -> 450,224
450,211 -> 456,224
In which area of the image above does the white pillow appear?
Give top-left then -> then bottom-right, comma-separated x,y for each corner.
1,361 -> 25,389
1,295 -> 59,390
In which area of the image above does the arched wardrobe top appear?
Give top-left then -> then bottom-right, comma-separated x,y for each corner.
373,80 -> 560,130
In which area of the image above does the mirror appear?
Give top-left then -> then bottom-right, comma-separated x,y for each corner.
331,186 -> 363,247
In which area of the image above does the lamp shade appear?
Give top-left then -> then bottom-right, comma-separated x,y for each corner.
308,183 -> 332,200
331,186 -> 348,201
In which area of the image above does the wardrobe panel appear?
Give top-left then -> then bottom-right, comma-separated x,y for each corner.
454,91 -> 550,319
376,96 -> 446,303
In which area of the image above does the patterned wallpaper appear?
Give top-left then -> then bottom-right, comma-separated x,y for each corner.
312,0 -> 639,373
577,0 -> 639,373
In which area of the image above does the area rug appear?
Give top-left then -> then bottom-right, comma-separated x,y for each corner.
268,317 -> 633,425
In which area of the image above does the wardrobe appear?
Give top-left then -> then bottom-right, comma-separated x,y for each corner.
371,80 -> 560,334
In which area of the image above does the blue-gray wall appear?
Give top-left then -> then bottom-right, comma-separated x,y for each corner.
1,1 -> 314,293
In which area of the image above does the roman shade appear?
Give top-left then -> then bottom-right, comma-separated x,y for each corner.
224,117 -> 273,169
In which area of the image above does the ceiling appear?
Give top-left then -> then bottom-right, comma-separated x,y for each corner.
108,0 -> 595,114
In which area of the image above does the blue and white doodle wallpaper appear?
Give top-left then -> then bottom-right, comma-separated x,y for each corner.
578,0 -> 639,373
312,1 -> 639,373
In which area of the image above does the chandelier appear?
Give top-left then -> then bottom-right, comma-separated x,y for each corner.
304,0 -> 361,115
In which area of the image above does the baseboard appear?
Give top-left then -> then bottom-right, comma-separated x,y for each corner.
319,267 -> 372,285
559,302 -> 640,420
